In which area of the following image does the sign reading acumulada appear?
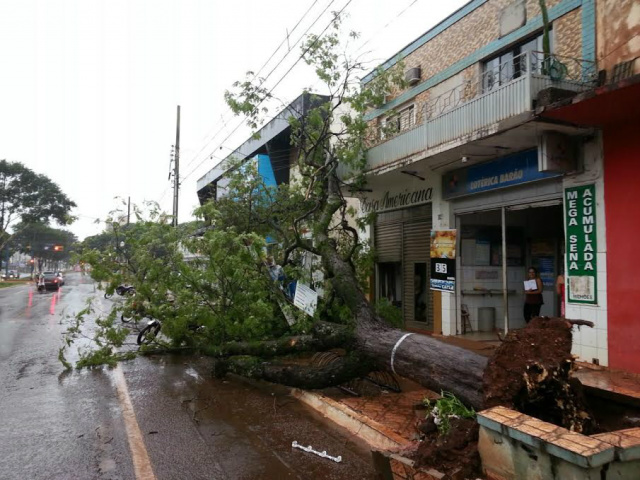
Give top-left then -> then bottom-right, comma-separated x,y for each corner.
564,184 -> 597,304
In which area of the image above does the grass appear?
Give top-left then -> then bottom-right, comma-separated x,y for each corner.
0,279 -> 33,289
423,391 -> 476,435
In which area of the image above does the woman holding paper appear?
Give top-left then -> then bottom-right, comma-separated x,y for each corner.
524,267 -> 544,323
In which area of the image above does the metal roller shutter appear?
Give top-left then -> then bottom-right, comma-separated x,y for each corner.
374,223 -> 402,263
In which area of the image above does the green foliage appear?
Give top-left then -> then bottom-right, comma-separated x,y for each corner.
62,202 -> 299,369
374,298 -> 403,328
10,221 -> 77,262
58,346 -> 72,371
61,15 -> 411,370
422,392 -> 476,435
0,159 -> 76,244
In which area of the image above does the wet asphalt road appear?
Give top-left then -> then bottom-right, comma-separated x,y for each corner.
0,273 -> 377,480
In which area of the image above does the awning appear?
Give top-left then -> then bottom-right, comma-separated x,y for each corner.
538,73 -> 640,127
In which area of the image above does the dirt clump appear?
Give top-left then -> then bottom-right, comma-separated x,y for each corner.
483,316 -> 595,433
412,417 -> 481,479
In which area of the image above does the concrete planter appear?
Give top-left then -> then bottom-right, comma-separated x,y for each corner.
371,450 -> 448,480
477,406 -> 640,479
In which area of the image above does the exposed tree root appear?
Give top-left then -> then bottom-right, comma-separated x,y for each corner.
483,316 -> 595,433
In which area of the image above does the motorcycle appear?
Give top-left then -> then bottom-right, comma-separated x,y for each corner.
36,275 -> 45,293
137,317 -> 206,346
104,284 -> 136,299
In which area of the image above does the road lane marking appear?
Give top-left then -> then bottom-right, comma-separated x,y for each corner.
113,365 -> 157,480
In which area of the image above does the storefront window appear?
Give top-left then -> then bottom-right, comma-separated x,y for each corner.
414,263 -> 428,322
378,262 -> 402,307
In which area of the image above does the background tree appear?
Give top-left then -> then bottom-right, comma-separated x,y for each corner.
0,160 -> 76,237
11,222 -> 77,272
0,160 -> 76,274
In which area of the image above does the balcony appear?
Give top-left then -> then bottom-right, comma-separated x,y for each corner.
364,52 -> 598,174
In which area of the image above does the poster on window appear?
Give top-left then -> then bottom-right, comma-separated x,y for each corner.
430,230 -> 457,292
564,184 -> 597,304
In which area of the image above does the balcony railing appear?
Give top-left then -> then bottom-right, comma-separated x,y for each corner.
364,51 -> 597,173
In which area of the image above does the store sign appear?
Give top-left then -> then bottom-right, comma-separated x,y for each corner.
293,283 -> 318,317
430,230 -> 457,292
564,184 -> 597,304
361,187 -> 433,214
442,150 -> 562,200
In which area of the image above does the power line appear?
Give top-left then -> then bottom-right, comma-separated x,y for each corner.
181,0 -> 324,173
354,0 -> 420,54
182,0 -> 354,184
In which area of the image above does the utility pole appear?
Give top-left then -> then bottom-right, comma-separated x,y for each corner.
127,196 -> 131,225
172,105 -> 181,227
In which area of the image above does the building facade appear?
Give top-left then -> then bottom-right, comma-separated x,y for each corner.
196,93 -> 329,205
537,0 -> 640,373
357,0 -> 623,367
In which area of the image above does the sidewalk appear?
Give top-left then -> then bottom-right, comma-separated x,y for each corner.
292,377 -> 437,451
574,362 -> 640,406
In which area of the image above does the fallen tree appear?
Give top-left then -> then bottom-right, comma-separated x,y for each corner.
69,16 -> 592,433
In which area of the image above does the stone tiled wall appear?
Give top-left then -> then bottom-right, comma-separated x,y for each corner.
596,0 -> 640,77
556,9 -> 583,59
556,9 -> 584,77
367,0 -> 585,135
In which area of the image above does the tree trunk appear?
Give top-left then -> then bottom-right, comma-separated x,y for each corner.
318,241 -> 487,409
207,322 -> 352,358
217,353 -> 374,389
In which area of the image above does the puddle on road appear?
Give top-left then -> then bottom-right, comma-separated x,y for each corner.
152,355 -> 377,480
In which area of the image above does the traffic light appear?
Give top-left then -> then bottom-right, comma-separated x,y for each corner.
53,245 -> 64,252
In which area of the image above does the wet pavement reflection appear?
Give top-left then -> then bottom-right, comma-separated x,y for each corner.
0,273 -> 377,479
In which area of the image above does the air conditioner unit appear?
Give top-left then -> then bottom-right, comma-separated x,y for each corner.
405,67 -> 421,86
538,131 -> 578,173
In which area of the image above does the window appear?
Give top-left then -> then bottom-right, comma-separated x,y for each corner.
381,104 -> 415,139
482,30 -> 554,92
378,262 -> 402,307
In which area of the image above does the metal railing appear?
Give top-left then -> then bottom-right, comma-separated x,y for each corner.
365,51 -> 597,172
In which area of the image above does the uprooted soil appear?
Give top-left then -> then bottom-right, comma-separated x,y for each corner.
483,316 -> 595,434
412,417 -> 481,479
408,317 -> 595,478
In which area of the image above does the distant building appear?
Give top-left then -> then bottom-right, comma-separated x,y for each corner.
196,92 -> 329,204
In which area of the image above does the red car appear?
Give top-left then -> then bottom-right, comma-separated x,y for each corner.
38,271 -> 61,291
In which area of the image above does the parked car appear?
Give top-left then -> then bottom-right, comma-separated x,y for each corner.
41,271 -> 61,291
1,270 -> 17,279
56,272 -> 65,286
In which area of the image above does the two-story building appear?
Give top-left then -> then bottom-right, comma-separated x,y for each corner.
537,0 -> 640,373
197,92 -> 329,204
357,0 -> 614,365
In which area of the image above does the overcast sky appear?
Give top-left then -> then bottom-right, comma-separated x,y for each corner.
0,0 -> 466,239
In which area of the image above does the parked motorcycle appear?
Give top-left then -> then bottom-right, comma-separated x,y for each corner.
104,284 -> 136,299
137,317 -> 205,346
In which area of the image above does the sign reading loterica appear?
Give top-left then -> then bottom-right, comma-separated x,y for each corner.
564,184 -> 597,304
442,150 -> 562,200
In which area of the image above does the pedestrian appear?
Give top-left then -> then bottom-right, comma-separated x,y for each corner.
265,256 -> 285,283
523,267 -> 544,323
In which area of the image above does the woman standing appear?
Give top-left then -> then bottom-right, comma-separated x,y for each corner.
524,267 -> 544,323
556,271 -> 565,318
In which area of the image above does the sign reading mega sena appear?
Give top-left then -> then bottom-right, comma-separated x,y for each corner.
564,184 -> 597,305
